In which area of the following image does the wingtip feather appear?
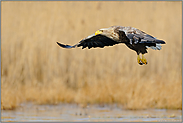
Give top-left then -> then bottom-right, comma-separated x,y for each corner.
56,42 -> 74,49
155,40 -> 166,44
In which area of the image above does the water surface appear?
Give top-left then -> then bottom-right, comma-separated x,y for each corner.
1,103 -> 182,122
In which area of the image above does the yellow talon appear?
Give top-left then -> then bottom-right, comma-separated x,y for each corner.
137,55 -> 143,65
141,54 -> 148,64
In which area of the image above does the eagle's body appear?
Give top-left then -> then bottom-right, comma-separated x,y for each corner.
57,26 -> 165,65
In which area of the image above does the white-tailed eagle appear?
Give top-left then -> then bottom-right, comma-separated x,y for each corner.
57,26 -> 165,65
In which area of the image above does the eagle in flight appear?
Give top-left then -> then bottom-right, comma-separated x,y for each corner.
57,26 -> 165,65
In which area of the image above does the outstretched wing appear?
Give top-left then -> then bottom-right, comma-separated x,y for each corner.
57,34 -> 120,49
124,29 -> 165,50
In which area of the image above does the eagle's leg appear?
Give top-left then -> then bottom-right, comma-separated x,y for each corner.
137,55 -> 143,65
141,54 -> 148,64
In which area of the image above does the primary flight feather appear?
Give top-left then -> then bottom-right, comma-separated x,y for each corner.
57,26 -> 165,65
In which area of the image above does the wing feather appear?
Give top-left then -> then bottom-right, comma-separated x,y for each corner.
57,34 -> 120,49
125,29 -> 166,46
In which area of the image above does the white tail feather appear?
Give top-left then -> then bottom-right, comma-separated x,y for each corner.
146,43 -> 162,50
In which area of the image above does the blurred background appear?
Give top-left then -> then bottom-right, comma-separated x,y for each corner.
1,1 -> 182,110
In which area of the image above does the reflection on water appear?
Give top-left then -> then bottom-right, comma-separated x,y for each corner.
1,103 -> 182,122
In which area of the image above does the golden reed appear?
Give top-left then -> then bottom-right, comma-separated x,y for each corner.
1,1 -> 182,110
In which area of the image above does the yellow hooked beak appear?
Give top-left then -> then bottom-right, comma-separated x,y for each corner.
95,30 -> 103,35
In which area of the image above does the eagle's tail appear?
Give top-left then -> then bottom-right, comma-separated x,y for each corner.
146,44 -> 162,50
140,39 -> 166,50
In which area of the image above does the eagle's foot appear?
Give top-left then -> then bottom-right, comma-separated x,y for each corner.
137,55 -> 143,65
141,55 -> 148,65
137,54 -> 148,65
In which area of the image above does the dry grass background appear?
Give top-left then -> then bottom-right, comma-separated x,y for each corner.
1,1 -> 182,110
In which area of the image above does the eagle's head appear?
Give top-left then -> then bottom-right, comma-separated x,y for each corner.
95,26 -> 119,41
